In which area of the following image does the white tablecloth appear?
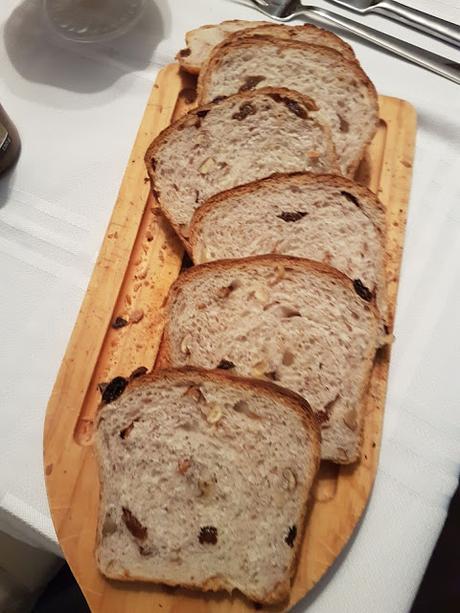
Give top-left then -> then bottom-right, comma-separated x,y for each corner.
0,0 -> 459,610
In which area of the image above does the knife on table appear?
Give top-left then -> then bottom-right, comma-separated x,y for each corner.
325,0 -> 460,47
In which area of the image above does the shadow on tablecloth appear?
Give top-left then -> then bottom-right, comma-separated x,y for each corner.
31,487 -> 460,612
3,0 -> 171,95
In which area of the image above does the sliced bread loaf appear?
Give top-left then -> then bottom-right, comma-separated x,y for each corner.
190,172 -> 387,319
145,87 -> 338,248
95,367 -> 320,604
176,19 -> 267,73
159,256 -> 380,463
177,21 -> 355,73
197,36 -> 378,176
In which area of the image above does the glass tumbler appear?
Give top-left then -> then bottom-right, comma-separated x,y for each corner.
43,0 -> 145,43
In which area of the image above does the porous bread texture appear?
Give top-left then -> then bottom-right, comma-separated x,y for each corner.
95,367 -> 320,604
197,36 -> 378,176
176,21 -> 356,73
176,19 -> 267,73
145,87 -> 338,249
160,256 -> 380,463
190,172 -> 387,319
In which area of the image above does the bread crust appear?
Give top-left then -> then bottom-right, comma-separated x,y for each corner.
197,35 -> 378,175
145,87 -> 339,253
159,255 -> 380,463
100,567 -> 289,604
177,21 -> 356,73
99,365 -> 320,446
95,366 -> 321,604
189,171 -> 386,247
225,23 -> 356,62
198,35 -> 376,109
176,19 -> 268,73
163,254 -> 380,321
188,171 -> 389,324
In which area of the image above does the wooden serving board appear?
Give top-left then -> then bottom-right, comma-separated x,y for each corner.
44,64 -> 416,612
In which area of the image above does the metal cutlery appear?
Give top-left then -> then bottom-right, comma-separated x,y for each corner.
326,0 -> 460,47
244,0 -> 460,84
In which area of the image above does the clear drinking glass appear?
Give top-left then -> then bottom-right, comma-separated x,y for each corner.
43,0 -> 145,43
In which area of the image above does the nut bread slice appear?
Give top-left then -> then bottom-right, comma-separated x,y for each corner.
159,256 -> 380,463
145,87 -> 339,249
95,367 -> 320,605
190,172 -> 388,320
197,36 -> 378,176
176,21 -> 356,73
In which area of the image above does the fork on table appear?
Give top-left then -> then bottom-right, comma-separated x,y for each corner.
325,0 -> 460,47
240,0 -> 460,84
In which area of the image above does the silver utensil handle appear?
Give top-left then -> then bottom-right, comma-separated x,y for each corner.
309,7 -> 460,85
375,1 -> 460,48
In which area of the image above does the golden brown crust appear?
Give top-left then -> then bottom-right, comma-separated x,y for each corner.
177,21 -> 357,74
225,23 -> 357,62
100,566 -> 289,605
96,366 -> 321,603
144,87 -> 338,251
196,35 -> 378,175
197,35 -> 377,105
153,334 -> 170,370
176,19 -> 268,73
164,253 -> 380,319
96,365 -> 321,452
159,256 -> 379,465
160,254 -> 380,354
100,568 -> 237,599
335,309 -> 379,464
189,171 -> 386,254
146,86 -> 322,173
120,365 -> 320,448
188,172 -> 389,328
176,61 -> 200,76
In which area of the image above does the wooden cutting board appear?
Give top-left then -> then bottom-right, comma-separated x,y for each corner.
43,63 -> 416,612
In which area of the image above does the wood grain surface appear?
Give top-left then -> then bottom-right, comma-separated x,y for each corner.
43,64 -> 416,612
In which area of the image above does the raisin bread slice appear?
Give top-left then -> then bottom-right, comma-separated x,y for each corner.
159,256 -> 380,463
145,87 -> 338,249
176,19 -> 267,73
197,36 -> 378,176
176,21 -> 356,73
190,172 -> 387,320
95,367 -> 320,604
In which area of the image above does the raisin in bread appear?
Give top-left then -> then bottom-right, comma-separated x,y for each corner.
177,21 -> 356,73
159,256 -> 380,463
176,19 -> 266,73
190,172 -> 387,320
95,367 -> 320,604
197,36 -> 378,176
145,87 -> 338,249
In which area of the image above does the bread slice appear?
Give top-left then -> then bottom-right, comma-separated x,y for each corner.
145,87 -> 339,249
159,256 -> 380,463
176,21 -> 356,73
176,19 -> 267,73
95,367 -> 320,604
190,172 -> 387,319
197,36 -> 378,176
